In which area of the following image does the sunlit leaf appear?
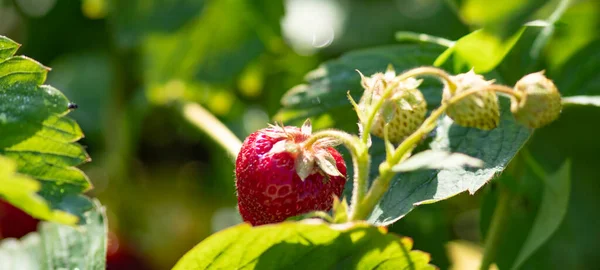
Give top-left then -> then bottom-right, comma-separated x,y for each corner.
460,0 -> 548,36
0,156 -> 76,224
544,1 -> 600,71
434,28 -> 525,73
0,37 -> 19,60
0,35 -> 92,222
174,220 -> 435,270
528,0 -> 572,63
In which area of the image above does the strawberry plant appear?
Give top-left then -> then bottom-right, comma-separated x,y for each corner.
1,0 -> 600,269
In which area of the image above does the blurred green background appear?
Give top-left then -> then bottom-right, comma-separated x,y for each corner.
1,0 -> 598,269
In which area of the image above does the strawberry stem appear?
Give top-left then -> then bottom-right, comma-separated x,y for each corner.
304,130 -> 370,214
180,102 -> 242,161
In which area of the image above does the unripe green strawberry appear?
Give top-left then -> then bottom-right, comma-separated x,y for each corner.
511,71 -> 561,128
358,66 -> 427,144
443,70 -> 499,130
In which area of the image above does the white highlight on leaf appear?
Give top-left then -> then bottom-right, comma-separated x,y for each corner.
392,150 -> 484,172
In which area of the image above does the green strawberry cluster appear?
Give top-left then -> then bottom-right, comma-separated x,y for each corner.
443,70 -> 562,129
357,67 -> 562,145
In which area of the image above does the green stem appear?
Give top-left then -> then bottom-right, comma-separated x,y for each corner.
350,102 -> 448,220
350,84 -> 522,221
350,67 -> 455,220
480,185 -> 512,270
304,130 -> 362,156
305,130 -> 370,211
180,102 -> 242,160
351,150 -> 370,216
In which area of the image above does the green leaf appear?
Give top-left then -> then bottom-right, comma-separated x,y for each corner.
0,199 -> 107,270
173,220 -> 435,270
392,150 -> 483,172
460,0 -> 548,36
0,156 -> 76,224
479,105 -> 600,269
528,0 -> 572,61
275,44 -> 446,127
562,96 -> 600,107
511,159 -> 570,270
369,99 -> 531,226
544,1 -> 600,71
0,35 -> 91,222
554,40 -> 600,97
434,28 -> 525,73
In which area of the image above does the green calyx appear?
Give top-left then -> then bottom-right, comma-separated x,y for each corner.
511,71 -> 562,128
267,119 -> 344,181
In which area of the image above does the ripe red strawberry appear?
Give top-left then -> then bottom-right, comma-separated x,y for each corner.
235,120 -> 347,226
